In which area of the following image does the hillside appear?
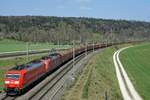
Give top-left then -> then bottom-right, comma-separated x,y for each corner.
0,16 -> 150,44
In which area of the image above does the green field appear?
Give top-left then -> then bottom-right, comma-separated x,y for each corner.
0,39 -> 70,53
62,45 -> 129,100
120,43 -> 150,100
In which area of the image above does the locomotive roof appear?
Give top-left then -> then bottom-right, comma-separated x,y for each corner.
11,60 -> 42,70
10,52 -> 61,71
49,52 -> 61,56
11,64 -> 26,70
41,52 -> 61,60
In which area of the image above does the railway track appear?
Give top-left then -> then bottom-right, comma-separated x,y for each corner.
0,50 -> 93,100
0,93 -> 17,100
27,53 -> 85,100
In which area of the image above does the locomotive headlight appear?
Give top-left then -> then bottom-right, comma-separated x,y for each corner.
14,81 -> 19,84
5,81 -> 10,84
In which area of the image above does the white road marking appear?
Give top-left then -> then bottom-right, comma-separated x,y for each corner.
113,46 -> 142,100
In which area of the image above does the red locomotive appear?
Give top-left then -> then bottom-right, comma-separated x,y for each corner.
4,44 -> 104,95
4,52 -> 62,95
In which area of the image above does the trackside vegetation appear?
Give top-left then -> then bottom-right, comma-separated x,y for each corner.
120,43 -> 150,100
62,45 -> 129,100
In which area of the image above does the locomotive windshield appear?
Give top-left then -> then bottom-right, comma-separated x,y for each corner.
6,74 -> 20,79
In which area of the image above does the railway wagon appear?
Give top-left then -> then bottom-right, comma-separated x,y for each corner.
4,44 -> 108,95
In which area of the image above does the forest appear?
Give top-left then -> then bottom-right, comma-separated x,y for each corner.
0,16 -> 150,44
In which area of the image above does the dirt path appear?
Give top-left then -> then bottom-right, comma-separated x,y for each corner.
113,46 -> 142,100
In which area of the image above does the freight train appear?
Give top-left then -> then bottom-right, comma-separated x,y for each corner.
4,43 -> 110,95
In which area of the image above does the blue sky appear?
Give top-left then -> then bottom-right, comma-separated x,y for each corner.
0,0 -> 150,21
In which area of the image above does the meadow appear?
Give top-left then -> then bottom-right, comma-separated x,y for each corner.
120,43 -> 150,100
0,39 -> 70,53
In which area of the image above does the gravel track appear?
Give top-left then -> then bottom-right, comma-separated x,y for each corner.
113,46 -> 142,100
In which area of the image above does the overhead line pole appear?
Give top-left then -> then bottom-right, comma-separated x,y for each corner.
26,42 -> 29,62
73,40 -> 75,67
58,40 -> 60,49
93,41 -> 94,52
85,41 -> 88,56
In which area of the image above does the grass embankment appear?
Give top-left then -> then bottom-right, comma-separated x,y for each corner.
62,45 -> 126,100
120,43 -> 150,100
0,39 -> 70,52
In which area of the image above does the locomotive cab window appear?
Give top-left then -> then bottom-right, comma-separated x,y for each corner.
49,53 -> 59,59
6,74 -> 20,79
